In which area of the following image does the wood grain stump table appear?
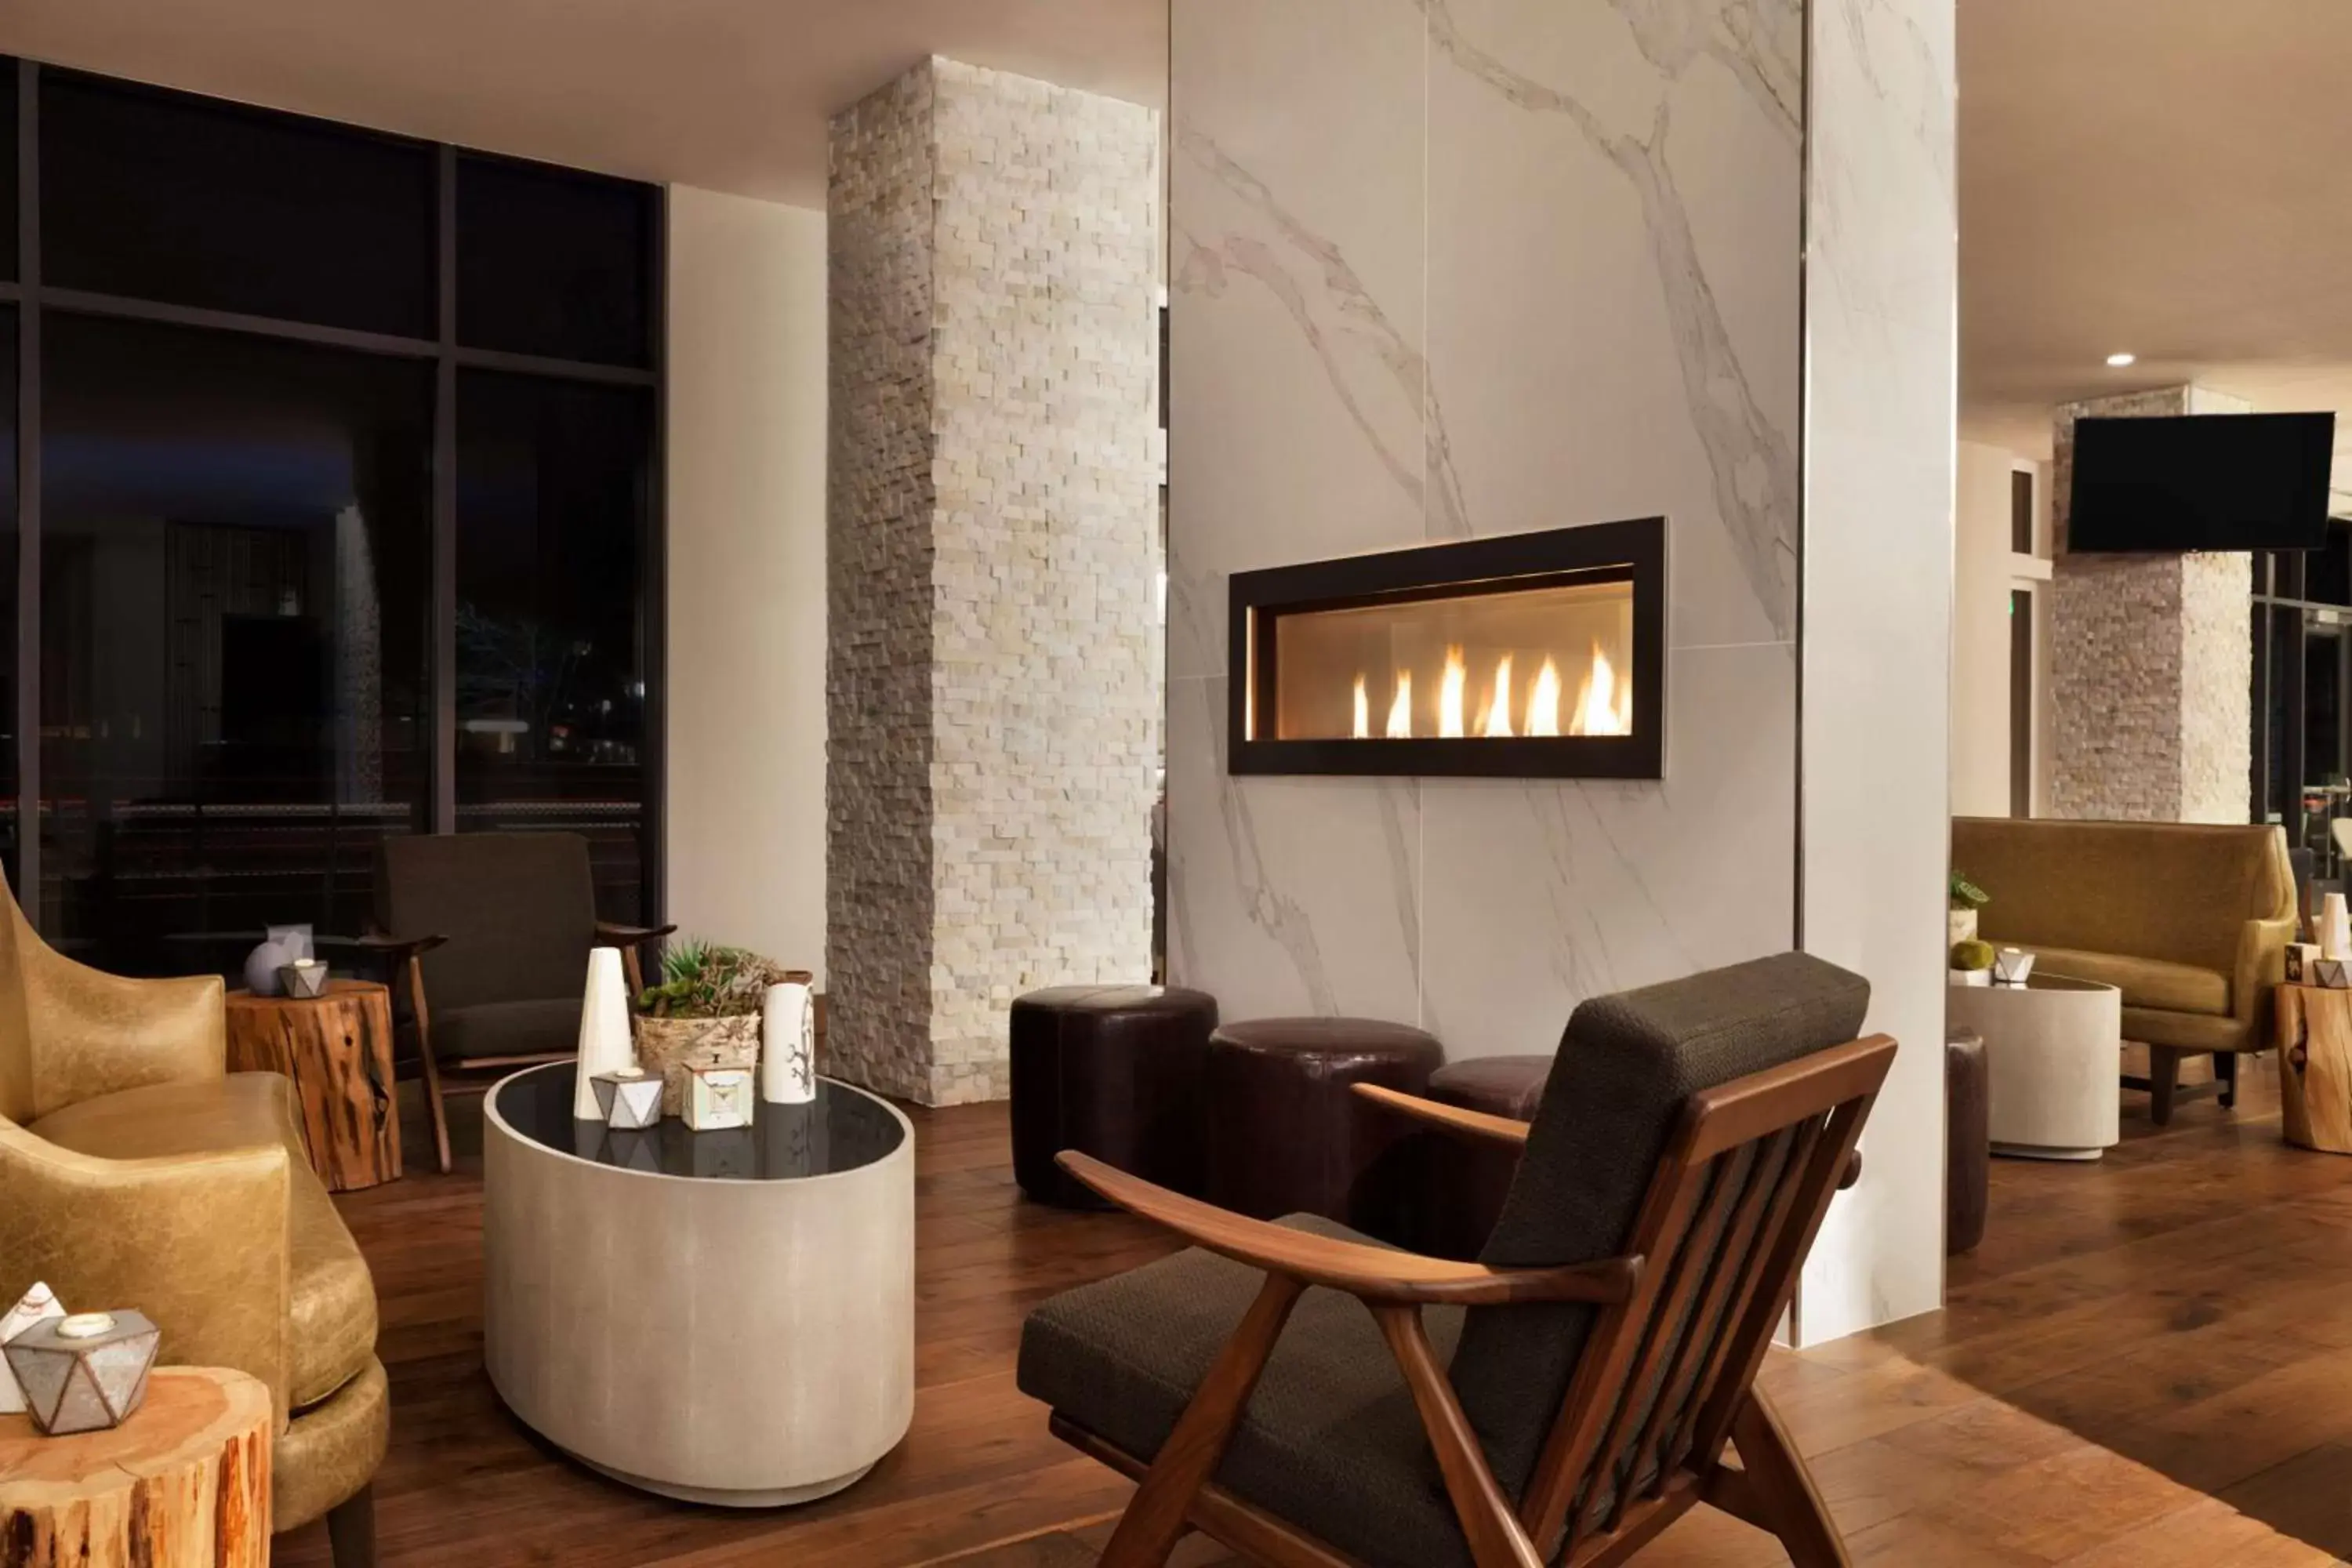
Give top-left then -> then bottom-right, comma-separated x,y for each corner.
2275,983 -> 2352,1154
0,1365 -> 270,1567
226,978 -> 401,1190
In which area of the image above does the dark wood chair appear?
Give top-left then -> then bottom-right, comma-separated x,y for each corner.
368,832 -> 671,1173
1018,952 -> 1892,1568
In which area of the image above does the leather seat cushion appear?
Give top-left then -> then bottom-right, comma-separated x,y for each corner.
2020,946 -> 2228,1016
31,1073 -> 378,1408
1427,1055 -> 1550,1120
432,996 -> 580,1062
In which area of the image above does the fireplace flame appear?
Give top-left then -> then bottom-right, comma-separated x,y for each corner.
1439,647 -> 1467,739
1528,658 -> 1563,737
1352,674 -> 1370,739
1480,655 -> 1515,739
1385,670 -> 1413,739
1569,643 -> 1632,736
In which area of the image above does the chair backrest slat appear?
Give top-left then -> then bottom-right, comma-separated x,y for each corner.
1497,1020 -> 1893,1564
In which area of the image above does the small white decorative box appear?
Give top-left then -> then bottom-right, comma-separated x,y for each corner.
1991,948 -> 2035,987
685,1065 -> 754,1131
596,1068 -> 666,1131
0,1281 -> 67,1416
2288,942 -> 2322,985
2318,957 -> 2352,990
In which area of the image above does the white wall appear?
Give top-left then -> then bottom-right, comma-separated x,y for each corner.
1796,0 -> 1956,1345
664,186 -> 829,982
1952,442 -> 2049,818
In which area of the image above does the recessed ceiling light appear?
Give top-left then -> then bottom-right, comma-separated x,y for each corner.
2105,352 -> 2137,368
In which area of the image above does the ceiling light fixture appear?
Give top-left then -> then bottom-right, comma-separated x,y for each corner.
2105,352 -> 2136,368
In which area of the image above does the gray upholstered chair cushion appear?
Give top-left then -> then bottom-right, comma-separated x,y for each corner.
429,998 -> 582,1063
1018,1214 -> 1475,1568
373,833 -> 598,1014
1450,951 -> 1870,1499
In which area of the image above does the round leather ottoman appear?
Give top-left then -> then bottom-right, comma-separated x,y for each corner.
1011,985 -> 1219,1208
1203,1018 -> 1443,1240
1422,1054 -> 1550,1260
1947,1027 -> 1989,1255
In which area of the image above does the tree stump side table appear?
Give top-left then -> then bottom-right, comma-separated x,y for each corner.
226,978 -> 401,1190
0,1365 -> 270,1568
2275,983 -> 2352,1154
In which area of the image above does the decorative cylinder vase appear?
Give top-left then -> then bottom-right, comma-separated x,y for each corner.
575,946 -> 637,1120
1948,907 -> 1979,948
761,982 -> 817,1105
2325,892 -> 2352,963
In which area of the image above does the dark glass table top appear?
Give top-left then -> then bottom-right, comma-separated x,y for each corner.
492,1062 -> 905,1181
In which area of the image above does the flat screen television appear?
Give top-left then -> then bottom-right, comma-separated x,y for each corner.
2067,412 -> 2337,552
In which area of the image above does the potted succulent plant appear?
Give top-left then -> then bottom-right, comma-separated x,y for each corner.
1949,869 -> 1989,948
633,939 -> 795,1116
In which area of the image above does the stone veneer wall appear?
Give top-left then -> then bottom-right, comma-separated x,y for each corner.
2049,386 -> 2252,823
826,58 -> 1161,1106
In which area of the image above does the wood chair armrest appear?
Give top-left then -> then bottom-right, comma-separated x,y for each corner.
1352,1082 -> 1530,1148
1055,1151 -> 1637,1307
596,920 -> 677,948
351,930 -> 448,961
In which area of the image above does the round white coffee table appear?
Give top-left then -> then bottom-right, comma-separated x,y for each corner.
483,1063 -> 914,1505
1947,971 -> 2122,1160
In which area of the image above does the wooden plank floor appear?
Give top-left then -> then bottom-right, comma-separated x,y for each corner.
278,1065 -> 2352,1566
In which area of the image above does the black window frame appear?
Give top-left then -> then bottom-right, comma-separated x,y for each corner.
0,54 -> 667,946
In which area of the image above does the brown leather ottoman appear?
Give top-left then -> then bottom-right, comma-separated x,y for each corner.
1011,985 -> 1219,1208
1420,1054 -> 1549,1259
1947,1026 -> 1988,1255
1203,1017 -> 1443,1240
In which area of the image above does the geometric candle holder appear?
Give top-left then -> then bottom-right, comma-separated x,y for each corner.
1990,947 -> 2036,987
0,1281 -> 67,1415
2,1309 -> 161,1435
684,1065 -> 753,1132
596,1068 -> 666,1131
2318,956 -> 2352,990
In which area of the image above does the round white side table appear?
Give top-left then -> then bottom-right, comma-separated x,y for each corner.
483,1063 -> 914,1505
1947,971 -> 2123,1160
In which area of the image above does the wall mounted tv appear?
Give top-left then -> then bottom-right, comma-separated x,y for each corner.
2068,412 -> 2337,552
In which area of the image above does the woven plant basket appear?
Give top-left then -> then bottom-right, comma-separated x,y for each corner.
633,1011 -> 762,1116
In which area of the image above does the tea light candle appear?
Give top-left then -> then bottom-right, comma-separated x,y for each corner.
56,1312 -> 116,1340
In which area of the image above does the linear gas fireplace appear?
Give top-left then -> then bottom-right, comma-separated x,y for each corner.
1228,517 -> 1665,779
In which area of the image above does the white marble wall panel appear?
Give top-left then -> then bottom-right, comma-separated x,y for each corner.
1166,0 -> 1428,684
1170,0 -> 1803,1051
1796,0 -> 1957,1345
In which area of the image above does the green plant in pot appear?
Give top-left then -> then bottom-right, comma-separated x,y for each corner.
633,939 -> 793,1116
1949,869 -> 1989,948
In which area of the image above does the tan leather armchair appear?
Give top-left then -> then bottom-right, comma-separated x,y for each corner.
0,886 -> 386,1565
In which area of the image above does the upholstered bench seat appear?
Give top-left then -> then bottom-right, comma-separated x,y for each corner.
2015,946 -> 2227,1017
1018,1213 -> 1470,1568
31,1071 -> 379,1410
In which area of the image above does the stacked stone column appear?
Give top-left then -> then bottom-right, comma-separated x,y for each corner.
826,58 -> 1161,1105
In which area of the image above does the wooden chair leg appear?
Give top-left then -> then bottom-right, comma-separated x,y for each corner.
406,956 -> 452,1175
1374,1305 -> 1543,1568
1100,1274 -> 1303,1568
326,1483 -> 377,1568
1730,1388 -> 1848,1568
2148,1047 -> 2180,1127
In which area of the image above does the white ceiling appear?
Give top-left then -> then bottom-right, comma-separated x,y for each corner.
0,0 -> 1167,207
1961,0 -> 2352,494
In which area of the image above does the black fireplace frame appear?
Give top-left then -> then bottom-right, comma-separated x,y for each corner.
1226,517 -> 1666,779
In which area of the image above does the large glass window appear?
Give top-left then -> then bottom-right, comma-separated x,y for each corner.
39,72 -> 436,337
456,369 -> 652,920
457,155 -> 654,367
39,314 -> 430,968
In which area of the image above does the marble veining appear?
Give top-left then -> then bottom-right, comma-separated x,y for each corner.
1422,0 -> 1798,637
1174,129 -> 1470,539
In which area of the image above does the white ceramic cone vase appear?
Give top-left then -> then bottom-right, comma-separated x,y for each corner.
575,946 -> 637,1120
